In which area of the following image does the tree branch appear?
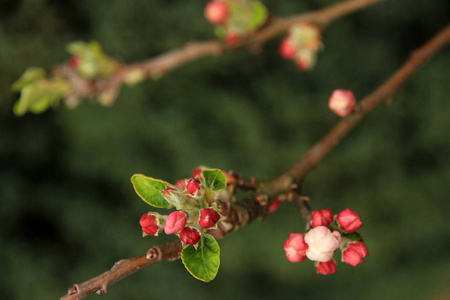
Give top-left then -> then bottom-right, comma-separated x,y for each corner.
57,0 -> 384,106
60,24 -> 450,300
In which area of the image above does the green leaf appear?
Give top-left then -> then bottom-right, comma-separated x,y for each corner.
12,68 -> 46,91
67,40 -> 116,78
131,174 -> 171,208
202,169 -> 227,191
181,234 -> 220,282
248,1 -> 268,30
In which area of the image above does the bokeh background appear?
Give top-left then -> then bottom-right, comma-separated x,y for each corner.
1,0 -> 450,299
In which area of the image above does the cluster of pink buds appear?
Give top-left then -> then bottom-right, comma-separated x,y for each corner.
279,23 -> 322,71
284,208 -> 368,274
204,0 -> 268,45
328,89 -> 357,117
139,167 -> 224,247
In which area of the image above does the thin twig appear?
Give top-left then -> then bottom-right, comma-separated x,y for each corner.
60,24 -> 450,300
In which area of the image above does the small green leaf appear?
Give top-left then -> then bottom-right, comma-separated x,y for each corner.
12,68 -> 46,91
248,1 -> 268,30
202,169 -> 227,191
181,234 -> 220,282
131,174 -> 171,208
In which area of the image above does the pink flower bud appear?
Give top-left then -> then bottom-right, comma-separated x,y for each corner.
68,56 -> 80,69
204,1 -> 229,25
186,178 -> 202,196
305,226 -> 341,262
316,259 -> 337,275
199,208 -> 221,228
175,179 -> 189,189
279,37 -> 297,59
328,89 -> 357,117
284,233 -> 308,263
139,213 -> 160,236
343,242 -> 369,267
191,168 -> 204,180
268,198 -> 282,213
180,227 -> 201,245
164,211 -> 187,235
336,208 -> 362,232
311,209 -> 334,228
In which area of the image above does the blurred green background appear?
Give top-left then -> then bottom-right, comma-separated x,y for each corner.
1,0 -> 450,299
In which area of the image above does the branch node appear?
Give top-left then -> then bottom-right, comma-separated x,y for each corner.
146,247 -> 160,260
67,284 -> 79,295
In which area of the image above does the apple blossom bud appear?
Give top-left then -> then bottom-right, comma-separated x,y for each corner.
191,168 -> 204,180
180,227 -> 201,245
268,198 -> 282,213
68,56 -> 80,69
204,1 -> 229,25
226,33 -> 241,45
316,259 -> 337,275
186,178 -> 202,196
175,179 -> 189,189
284,233 -> 308,263
311,209 -> 334,228
305,226 -> 341,262
163,186 -> 177,196
139,213 -> 160,236
328,90 -> 357,117
343,242 -> 369,267
199,208 -> 220,228
336,208 -> 362,232
279,37 -> 297,59
164,211 -> 187,234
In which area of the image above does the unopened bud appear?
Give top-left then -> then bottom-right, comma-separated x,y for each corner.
139,213 -> 160,236
328,89 -> 357,117
205,1 -> 229,25
305,226 -> 341,262
186,178 -> 202,196
336,208 -> 362,232
164,211 -> 187,235
279,37 -> 297,59
311,209 -> 334,228
199,208 -> 220,228
343,242 -> 369,267
268,198 -> 282,213
180,227 -> 201,245
316,259 -> 337,275
284,233 -> 308,263
68,56 -> 80,69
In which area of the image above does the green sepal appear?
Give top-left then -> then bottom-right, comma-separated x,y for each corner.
181,234 -> 220,282
131,174 -> 171,208
342,232 -> 364,242
202,169 -> 227,191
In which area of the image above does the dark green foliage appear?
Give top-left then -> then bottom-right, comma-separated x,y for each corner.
1,0 -> 450,299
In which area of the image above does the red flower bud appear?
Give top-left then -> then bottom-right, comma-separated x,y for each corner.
163,186 -> 177,196
204,0 -> 229,25
316,259 -> 337,275
343,242 -> 369,267
175,179 -> 189,189
226,33 -> 241,45
186,178 -> 202,196
191,168 -> 204,180
268,198 -> 282,213
311,209 -> 334,228
139,213 -> 160,236
68,56 -> 80,69
337,208 -> 362,232
283,233 -> 308,263
180,227 -> 201,245
199,208 -> 220,228
328,89 -> 357,117
279,37 -> 297,59
164,211 -> 187,235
